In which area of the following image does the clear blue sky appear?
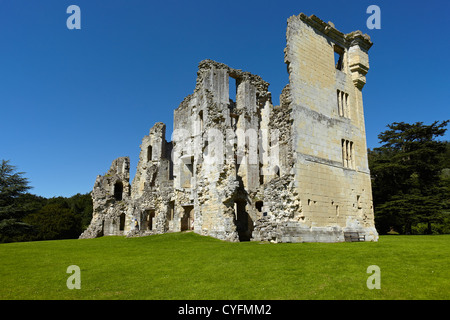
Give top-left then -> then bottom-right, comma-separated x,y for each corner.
1,0 -> 449,198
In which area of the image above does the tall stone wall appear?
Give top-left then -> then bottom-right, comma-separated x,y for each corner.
275,13 -> 378,242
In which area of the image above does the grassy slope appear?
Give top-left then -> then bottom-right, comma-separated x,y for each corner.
0,233 -> 449,300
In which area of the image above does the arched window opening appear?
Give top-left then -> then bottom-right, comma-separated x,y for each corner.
255,201 -> 263,212
273,165 -> 280,177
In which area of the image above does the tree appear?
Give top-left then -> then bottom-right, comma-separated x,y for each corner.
442,141 -> 450,168
0,160 -> 35,242
369,120 -> 449,234
66,193 -> 93,230
24,202 -> 82,240
0,160 -> 32,219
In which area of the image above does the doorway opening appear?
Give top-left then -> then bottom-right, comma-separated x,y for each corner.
181,205 -> 194,231
144,210 -> 155,231
234,200 -> 253,241
119,213 -> 126,231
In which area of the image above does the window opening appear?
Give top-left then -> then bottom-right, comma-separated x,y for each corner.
114,181 -> 123,201
341,139 -> 355,169
255,201 -> 263,212
337,90 -> 350,118
199,110 -> 204,133
119,213 -> 125,231
273,165 -> 280,177
229,77 -> 237,102
147,145 -> 152,162
334,45 -> 344,71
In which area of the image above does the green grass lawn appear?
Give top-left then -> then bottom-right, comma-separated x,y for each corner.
0,232 -> 449,300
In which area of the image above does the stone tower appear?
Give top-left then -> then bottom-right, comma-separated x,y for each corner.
267,13 -> 378,242
80,13 -> 378,242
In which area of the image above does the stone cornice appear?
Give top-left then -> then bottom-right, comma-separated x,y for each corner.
296,13 -> 373,51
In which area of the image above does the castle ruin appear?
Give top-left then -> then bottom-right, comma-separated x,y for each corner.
80,13 -> 379,242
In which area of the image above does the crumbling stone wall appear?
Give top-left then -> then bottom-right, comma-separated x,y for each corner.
79,157 -> 131,239
81,13 -> 378,243
128,122 -> 174,236
170,59 -> 273,241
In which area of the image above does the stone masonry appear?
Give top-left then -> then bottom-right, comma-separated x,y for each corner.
80,13 -> 378,242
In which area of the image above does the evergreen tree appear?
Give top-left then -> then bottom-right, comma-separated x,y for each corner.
0,160 -> 35,242
369,120 -> 449,234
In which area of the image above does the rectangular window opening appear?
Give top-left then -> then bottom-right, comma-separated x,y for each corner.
334,45 -> 344,71
341,139 -> 355,170
181,156 -> 194,188
337,90 -> 342,117
147,145 -> 153,162
169,201 -> 175,221
199,110 -> 204,133
345,93 -> 350,119
337,90 -> 350,118
229,76 -> 237,102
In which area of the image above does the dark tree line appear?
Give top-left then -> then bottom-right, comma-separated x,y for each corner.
368,120 -> 449,235
0,160 -> 92,243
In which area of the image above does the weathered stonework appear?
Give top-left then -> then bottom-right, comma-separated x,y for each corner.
79,157 -> 131,239
80,13 -> 378,242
